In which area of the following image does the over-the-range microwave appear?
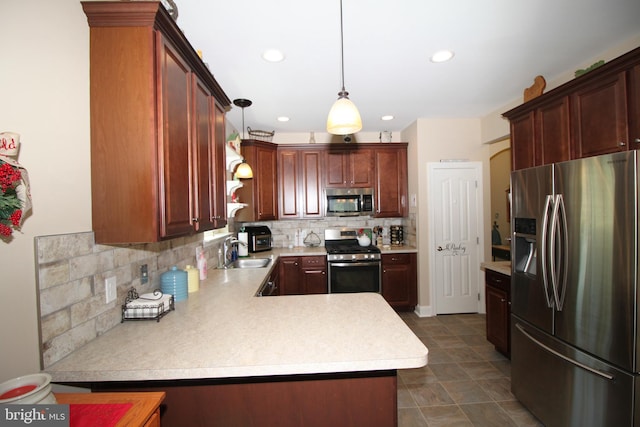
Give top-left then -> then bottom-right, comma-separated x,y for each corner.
325,188 -> 374,217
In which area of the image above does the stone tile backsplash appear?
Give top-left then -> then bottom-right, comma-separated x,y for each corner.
35,231 -> 223,369
35,216 -> 414,369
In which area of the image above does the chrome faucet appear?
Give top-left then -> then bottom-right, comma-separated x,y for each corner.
223,236 -> 247,268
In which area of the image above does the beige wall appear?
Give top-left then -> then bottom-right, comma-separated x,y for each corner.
401,118 -> 491,315
1,0 -> 92,382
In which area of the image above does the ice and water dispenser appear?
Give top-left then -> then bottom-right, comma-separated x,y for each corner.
513,218 -> 537,275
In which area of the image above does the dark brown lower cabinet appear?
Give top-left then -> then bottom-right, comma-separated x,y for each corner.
381,253 -> 417,311
88,371 -> 398,427
484,269 -> 511,357
279,256 -> 327,295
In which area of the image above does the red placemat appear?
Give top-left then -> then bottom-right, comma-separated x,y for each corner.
69,403 -> 133,427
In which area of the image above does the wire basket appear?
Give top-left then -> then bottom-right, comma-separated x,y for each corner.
247,127 -> 275,142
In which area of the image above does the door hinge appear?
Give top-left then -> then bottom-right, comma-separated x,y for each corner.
477,236 -> 479,244
478,293 -> 481,301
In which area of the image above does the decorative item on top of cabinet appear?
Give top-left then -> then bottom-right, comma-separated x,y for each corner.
234,140 -> 278,222
82,1 -> 230,243
381,252 -> 417,311
504,46 -> 640,170
523,75 -> 546,102
484,269 -> 511,357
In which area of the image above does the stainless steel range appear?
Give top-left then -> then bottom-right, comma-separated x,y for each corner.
324,228 -> 381,293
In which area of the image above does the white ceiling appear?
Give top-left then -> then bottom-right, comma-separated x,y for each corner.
173,0 -> 640,135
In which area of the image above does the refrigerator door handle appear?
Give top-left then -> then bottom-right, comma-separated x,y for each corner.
556,194 -> 569,310
516,323 -> 614,380
541,194 -> 554,308
550,194 -> 561,309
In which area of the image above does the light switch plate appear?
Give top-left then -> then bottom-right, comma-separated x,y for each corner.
105,276 -> 117,303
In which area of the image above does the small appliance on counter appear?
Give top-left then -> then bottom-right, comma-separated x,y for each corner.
390,225 -> 404,246
243,226 -> 272,253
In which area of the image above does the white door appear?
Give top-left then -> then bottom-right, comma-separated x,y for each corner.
428,162 -> 483,314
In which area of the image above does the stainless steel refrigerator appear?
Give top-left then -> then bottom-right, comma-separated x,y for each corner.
511,151 -> 640,427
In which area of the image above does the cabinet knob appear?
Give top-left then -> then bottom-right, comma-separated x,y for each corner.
619,141 -> 626,146
192,217 -> 199,223
501,298 -> 506,303
635,138 -> 640,144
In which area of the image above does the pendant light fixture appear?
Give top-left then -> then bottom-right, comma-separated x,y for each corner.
326,0 -> 362,135
234,161 -> 253,179
233,98 -> 252,139
232,98 -> 254,178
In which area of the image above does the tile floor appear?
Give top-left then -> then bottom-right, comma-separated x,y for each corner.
397,312 -> 543,427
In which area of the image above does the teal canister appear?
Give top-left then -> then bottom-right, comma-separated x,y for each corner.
160,266 -> 188,302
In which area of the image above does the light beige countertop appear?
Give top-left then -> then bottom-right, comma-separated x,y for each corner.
45,253 -> 427,383
481,261 -> 511,276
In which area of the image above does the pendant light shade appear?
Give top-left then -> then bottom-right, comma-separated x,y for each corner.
326,0 -> 362,135
234,161 -> 253,179
327,92 -> 362,135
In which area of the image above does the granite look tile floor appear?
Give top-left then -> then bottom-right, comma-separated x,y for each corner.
398,313 -> 544,427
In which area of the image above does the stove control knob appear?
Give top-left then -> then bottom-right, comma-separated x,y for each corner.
352,254 -> 357,260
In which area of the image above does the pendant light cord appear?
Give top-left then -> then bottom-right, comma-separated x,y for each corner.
339,0 -> 347,96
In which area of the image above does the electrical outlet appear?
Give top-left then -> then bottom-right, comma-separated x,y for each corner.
105,276 -> 117,304
140,264 -> 148,284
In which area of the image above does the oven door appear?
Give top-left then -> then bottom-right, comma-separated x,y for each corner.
328,260 -> 381,293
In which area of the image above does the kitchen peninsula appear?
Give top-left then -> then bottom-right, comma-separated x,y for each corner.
45,254 -> 428,427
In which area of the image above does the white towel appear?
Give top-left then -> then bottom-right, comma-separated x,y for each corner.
124,295 -> 173,319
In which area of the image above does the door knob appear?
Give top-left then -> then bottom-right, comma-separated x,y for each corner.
437,246 -> 443,251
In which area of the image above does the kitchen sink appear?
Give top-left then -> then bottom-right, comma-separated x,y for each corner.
228,258 -> 271,269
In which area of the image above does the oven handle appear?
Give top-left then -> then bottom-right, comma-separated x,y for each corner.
329,261 -> 381,268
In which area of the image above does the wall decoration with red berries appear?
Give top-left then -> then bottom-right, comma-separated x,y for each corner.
0,132 -> 32,240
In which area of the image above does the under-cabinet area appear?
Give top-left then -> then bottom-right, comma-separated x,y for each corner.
481,262 -> 511,358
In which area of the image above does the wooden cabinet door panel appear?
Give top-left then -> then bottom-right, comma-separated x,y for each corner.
485,285 -> 509,355
279,257 -> 301,295
325,151 -> 349,187
301,150 -> 323,217
325,149 -> 373,188
571,71 -> 629,158
211,102 -> 227,228
374,148 -> 407,218
256,146 -> 278,220
537,97 -> 571,164
158,37 -> 193,238
192,75 -> 214,231
278,150 -> 299,218
381,253 -> 417,310
349,149 -> 374,187
510,111 -> 536,170
302,269 -> 327,294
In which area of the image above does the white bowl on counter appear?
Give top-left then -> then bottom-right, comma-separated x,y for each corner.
0,373 -> 56,404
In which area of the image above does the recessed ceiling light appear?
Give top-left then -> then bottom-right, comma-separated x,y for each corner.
381,115 -> 394,121
430,50 -> 455,63
262,49 -> 285,63
277,116 -> 290,122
